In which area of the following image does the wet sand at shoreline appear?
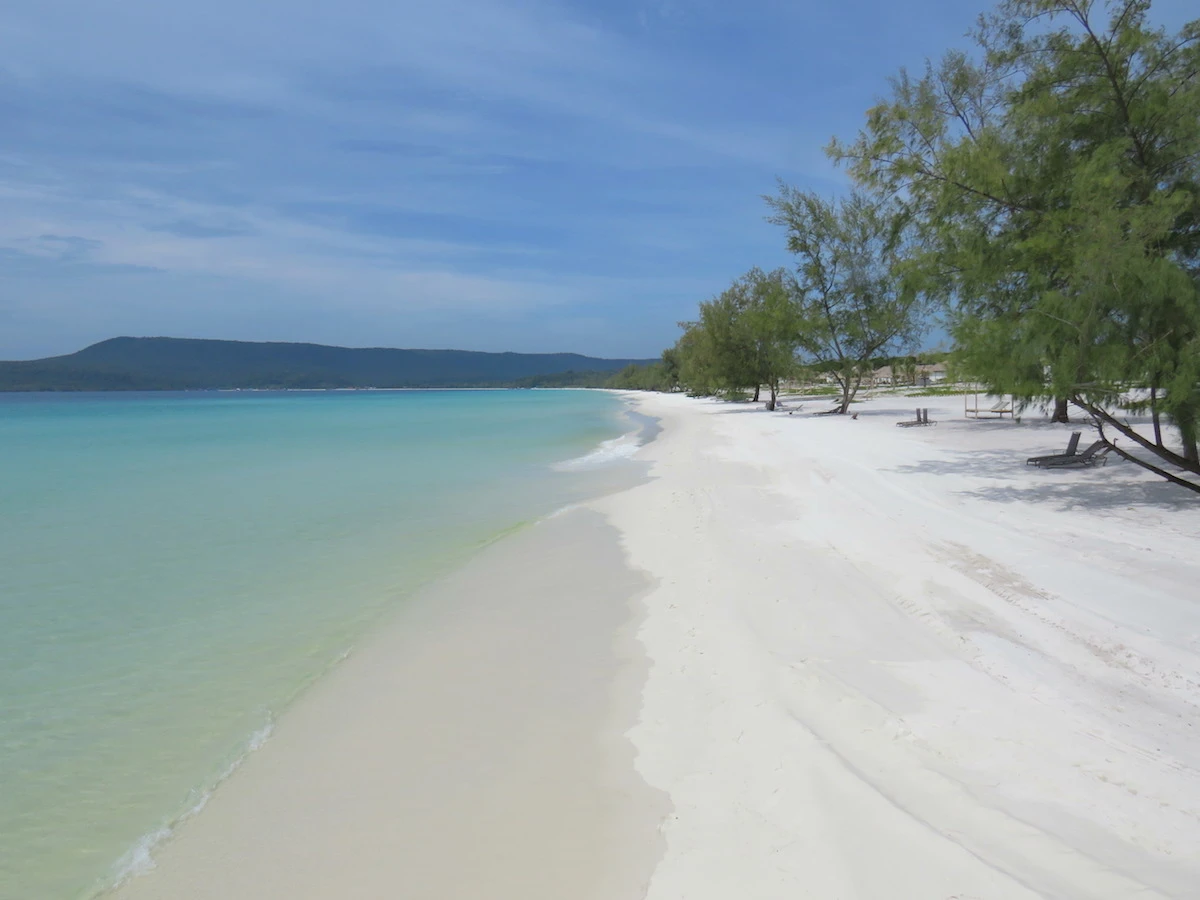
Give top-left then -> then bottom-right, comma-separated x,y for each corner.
114,506 -> 667,900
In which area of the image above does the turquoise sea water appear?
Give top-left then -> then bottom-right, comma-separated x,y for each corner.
0,389 -> 633,900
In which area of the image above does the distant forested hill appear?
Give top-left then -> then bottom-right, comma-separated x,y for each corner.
0,337 -> 656,391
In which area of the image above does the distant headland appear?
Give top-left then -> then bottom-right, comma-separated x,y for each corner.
0,337 -> 657,391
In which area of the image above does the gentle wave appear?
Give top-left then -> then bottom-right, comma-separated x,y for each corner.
542,502 -> 581,520
101,719 -> 276,896
552,430 -> 642,471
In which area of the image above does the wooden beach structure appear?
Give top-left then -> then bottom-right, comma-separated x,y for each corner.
964,386 -> 1014,419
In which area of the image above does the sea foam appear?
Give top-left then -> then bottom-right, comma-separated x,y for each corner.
553,430 -> 642,471
103,719 -> 276,896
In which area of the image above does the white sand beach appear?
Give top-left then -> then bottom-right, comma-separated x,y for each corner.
607,392 -> 1200,899
113,391 -> 1200,899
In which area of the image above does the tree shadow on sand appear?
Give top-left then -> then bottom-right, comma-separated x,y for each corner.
848,406 -> 934,419
888,453 -> 1196,512
709,404 -> 781,415
708,401 -> 845,416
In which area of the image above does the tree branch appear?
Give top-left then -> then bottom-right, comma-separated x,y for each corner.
1096,423 -> 1200,495
1073,395 -> 1200,474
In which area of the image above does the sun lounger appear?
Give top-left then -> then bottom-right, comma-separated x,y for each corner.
1041,441 -> 1112,468
1026,431 -> 1081,466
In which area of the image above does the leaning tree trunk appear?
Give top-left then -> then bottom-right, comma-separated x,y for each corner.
766,381 -> 777,412
838,373 -> 858,414
1151,386 -> 1163,447
1051,396 -> 1070,423
1072,395 -> 1200,492
752,384 -> 760,403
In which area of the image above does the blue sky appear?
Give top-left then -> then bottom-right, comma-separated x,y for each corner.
0,0 -> 1193,359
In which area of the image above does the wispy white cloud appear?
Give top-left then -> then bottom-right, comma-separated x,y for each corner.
0,0 -> 1006,357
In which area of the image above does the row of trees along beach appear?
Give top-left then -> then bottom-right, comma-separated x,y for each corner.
612,0 -> 1199,495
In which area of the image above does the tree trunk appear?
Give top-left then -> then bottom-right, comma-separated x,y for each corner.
839,372 -> 859,414
1151,386 -> 1163,446
766,382 -> 777,412
1179,408 -> 1200,465
752,384 -> 760,403
1100,427 -> 1200,496
1051,396 -> 1070,423
1072,394 -> 1200,477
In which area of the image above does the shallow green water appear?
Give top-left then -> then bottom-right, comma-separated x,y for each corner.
0,389 -> 630,899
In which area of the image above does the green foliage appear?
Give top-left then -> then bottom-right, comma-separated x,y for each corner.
833,0 -> 1200,479
673,321 -> 722,396
669,268 -> 803,406
509,371 -> 614,388
659,345 -> 682,388
765,188 -> 931,413
906,385 -> 968,397
604,362 -> 678,391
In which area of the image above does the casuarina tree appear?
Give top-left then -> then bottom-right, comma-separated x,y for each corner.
833,0 -> 1200,490
766,187 -> 930,414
